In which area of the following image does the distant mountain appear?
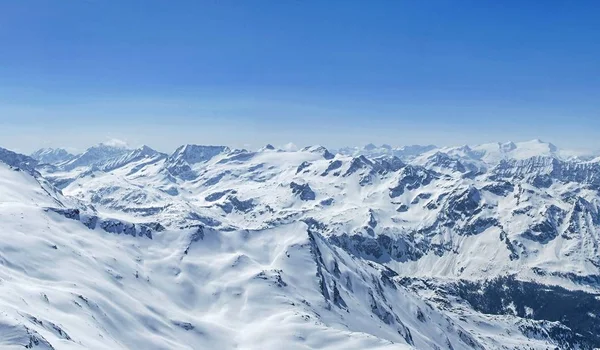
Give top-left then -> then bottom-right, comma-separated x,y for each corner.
168,144 -> 230,164
336,144 -> 437,160
31,147 -> 75,165
164,144 -> 230,178
439,139 -> 562,165
59,143 -> 132,171
338,140 -> 590,167
300,145 -> 335,159
103,145 -> 166,172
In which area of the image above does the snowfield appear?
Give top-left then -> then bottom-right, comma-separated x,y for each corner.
1,139 -> 600,349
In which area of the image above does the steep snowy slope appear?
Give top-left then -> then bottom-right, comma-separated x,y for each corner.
0,147 -> 39,172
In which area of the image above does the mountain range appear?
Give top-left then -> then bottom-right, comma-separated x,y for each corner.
0,139 -> 599,349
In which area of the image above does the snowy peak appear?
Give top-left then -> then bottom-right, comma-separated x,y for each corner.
168,144 -> 230,165
164,144 -> 230,179
259,144 -> 276,151
422,151 -> 467,173
301,145 -> 335,159
134,145 -> 161,157
393,144 -> 438,160
500,141 -> 517,152
103,145 -> 166,172
30,147 -> 75,165
60,143 -> 132,171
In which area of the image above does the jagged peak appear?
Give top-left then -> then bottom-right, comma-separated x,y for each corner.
55,143 -> 136,171
500,141 -> 517,152
372,155 -> 405,172
31,147 -> 73,156
229,148 -> 250,155
30,147 -> 75,165
260,144 -> 276,151
454,144 -> 473,153
130,145 -> 163,157
137,144 -> 155,152
174,143 -> 228,152
170,144 -> 230,162
301,145 -> 326,152
301,145 -> 335,159
354,154 -> 373,164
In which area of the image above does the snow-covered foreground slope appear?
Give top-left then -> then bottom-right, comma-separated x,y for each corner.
0,213 -> 402,348
2,140 -> 600,349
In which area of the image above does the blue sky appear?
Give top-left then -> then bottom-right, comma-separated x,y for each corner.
1,0 -> 599,153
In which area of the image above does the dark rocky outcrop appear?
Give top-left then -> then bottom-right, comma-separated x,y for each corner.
389,166 -> 437,198
290,182 -> 316,201
45,207 -> 163,239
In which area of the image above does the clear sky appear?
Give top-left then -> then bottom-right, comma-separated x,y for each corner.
1,0 -> 599,153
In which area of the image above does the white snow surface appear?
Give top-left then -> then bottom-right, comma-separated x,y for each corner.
1,139 -> 599,349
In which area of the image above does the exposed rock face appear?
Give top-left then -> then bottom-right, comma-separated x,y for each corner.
494,156 -> 600,188
400,276 -> 600,350
290,182 -> 316,201
389,165 -> 436,198
45,207 -> 164,239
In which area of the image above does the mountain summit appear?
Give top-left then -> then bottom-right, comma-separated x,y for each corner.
31,147 -> 75,165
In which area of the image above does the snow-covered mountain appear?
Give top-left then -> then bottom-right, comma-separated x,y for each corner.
1,146 -> 39,173
336,144 -> 437,161
164,144 -> 230,179
56,143 -> 133,171
2,139 -> 600,349
31,148 -> 75,165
